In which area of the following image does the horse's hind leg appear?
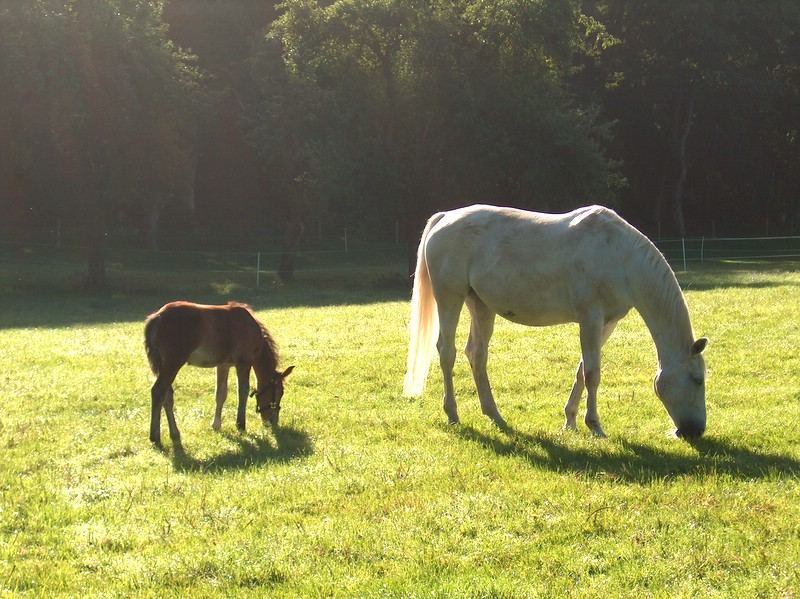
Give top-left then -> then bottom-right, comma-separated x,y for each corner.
437,295 -> 464,424
164,386 -> 180,441
212,366 -> 229,431
150,382 -> 164,445
150,366 -> 180,445
465,293 -> 505,427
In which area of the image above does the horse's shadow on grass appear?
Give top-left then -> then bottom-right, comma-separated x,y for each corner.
451,423 -> 800,483
164,426 -> 313,473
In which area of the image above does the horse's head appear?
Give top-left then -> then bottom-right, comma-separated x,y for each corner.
251,366 -> 295,426
654,338 -> 708,439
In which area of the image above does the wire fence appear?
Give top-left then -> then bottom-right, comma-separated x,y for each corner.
656,236 -> 800,271
1,235 -> 799,292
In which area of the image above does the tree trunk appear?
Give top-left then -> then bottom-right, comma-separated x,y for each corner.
278,218 -> 304,283
671,95 -> 694,238
86,226 -> 107,290
148,200 -> 161,251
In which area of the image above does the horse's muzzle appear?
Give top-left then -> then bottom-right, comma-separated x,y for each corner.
675,420 -> 705,440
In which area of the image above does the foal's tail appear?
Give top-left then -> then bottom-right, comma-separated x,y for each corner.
403,212 -> 445,397
143,313 -> 161,375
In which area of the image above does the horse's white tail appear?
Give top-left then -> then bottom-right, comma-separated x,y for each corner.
403,213 -> 445,397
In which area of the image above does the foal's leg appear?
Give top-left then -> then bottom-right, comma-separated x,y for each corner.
464,293 -> 505,426
574,316 -> 618,438
164,386 -> 180,441
235,364 -> 251,431
435,294 -> 464,424
150,366 -> 180,445
212,366 -> 229,431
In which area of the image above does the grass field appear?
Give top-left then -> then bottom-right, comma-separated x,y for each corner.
1,258 -> 799,597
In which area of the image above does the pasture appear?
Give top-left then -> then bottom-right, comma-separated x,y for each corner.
0,256 -> 799,597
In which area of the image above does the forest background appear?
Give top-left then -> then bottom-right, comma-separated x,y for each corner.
1,0 -> 799,287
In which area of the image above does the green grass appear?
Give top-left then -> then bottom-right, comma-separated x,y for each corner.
0,262 -> 799,597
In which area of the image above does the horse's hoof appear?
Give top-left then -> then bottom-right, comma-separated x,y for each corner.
448,417 -> 460,425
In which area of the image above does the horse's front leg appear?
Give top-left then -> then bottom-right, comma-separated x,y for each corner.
235,364 -> 251,431
212,366 -> 229,431
564,360 -> 585,432
577,316 -> 618,438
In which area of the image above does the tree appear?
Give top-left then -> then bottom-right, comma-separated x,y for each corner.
584,0 -> 800,236
162,1 -> 279,246
0,0 -> 202,287
247,0 -> 618,277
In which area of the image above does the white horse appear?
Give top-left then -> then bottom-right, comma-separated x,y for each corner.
403,204 -> 708,438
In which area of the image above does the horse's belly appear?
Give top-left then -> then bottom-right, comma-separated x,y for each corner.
187,346 -> 225,368
495,302 -> 576,326
476,286 -> 577,326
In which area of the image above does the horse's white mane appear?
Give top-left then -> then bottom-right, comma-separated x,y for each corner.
621,217 -> 694,347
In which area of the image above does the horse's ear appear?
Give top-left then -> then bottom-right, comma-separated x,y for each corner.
691,338 -> 708,355
281,365 -> 295,378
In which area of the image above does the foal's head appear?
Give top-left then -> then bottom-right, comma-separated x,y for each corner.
251,366 -> 295,426
654,338 -> 708,439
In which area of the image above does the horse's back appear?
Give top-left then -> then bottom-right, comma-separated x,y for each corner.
145,301 -> 260,369
423,205 -> 639,325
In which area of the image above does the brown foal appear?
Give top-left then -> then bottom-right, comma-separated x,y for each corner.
144,301 -> 294,445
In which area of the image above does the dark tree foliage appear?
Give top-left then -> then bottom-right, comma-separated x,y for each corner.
247,0 -> 617,277
583,0 -> 800,236
0,0 -> 203,287
2,0 -> 799,285
162,0 -> 278,246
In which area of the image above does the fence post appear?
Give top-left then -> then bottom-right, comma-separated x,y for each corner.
256,251 -> 261,288
681,238 -> 687,272
700,236 -> 705,265
344,228 -> 348,253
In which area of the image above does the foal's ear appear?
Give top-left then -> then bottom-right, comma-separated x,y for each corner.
281,365 -> 295,378
691,338 -> 708,355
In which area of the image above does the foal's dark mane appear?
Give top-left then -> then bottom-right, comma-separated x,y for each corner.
231,302 -> 280,370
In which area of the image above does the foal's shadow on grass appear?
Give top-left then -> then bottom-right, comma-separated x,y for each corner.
164,426 -> 313,473
452,424 -> 800,483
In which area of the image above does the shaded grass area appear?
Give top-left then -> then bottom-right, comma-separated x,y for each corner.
0,259 -> 798,596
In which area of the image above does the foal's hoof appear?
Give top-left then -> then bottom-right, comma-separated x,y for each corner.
491,415 -> 508,430
447,416 -> 460,425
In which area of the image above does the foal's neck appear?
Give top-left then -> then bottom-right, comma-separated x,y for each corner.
253,343 -> 278,386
